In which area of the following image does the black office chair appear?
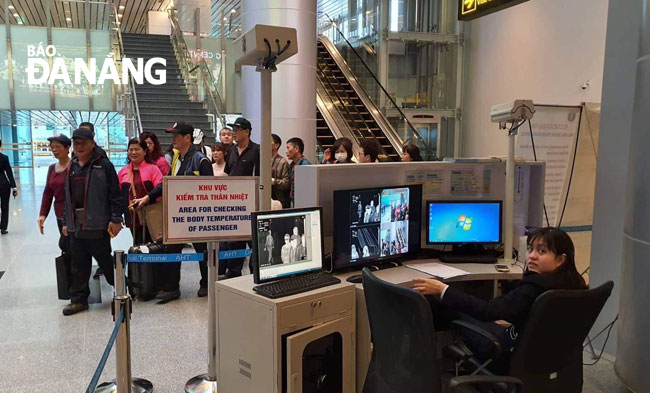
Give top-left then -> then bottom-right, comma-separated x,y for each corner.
361,268 -> 523,393
445,281 -> 614,393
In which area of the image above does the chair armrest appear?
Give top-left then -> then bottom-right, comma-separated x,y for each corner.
450,320 -> 503,357
448,375 -> 523,393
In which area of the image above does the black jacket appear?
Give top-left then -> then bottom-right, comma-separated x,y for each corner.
148,146 -> 213,201
0,153 -> 16,189
62,151 -> 124,232
442,270 -> 586,330
226,141 -> 260,176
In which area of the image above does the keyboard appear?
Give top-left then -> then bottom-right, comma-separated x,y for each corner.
439,254 -> 497,264
253,272 -> 341,299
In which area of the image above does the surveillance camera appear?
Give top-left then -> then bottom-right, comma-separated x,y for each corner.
490,100 -> 535,124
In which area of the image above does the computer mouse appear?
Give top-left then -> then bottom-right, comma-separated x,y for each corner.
346,274 -> 363,284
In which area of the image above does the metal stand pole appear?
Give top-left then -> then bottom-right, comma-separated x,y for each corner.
185,243 -> 219,393
258,69 -> 273,211
504,131 -> 516,263
96,250 -> 153,393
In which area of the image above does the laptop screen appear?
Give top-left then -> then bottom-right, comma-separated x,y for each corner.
253,207 -> 324,284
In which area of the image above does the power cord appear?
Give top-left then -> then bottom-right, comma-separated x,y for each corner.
583,314 -> 619,366
527,119 -> 551,227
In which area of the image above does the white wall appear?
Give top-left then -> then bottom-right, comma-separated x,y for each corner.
461,0 -> 608,157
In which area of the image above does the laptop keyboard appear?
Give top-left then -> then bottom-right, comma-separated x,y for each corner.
253,272 -> 341,299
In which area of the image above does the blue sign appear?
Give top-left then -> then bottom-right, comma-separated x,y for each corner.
219,249 -> 253,260
126,253 -> 205,263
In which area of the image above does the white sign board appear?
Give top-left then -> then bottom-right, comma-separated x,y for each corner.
163,176 -> 258,244
516,105 -> 581,227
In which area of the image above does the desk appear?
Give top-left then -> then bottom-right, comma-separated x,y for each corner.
336,259 -> 524,393
216,276 -> 356,393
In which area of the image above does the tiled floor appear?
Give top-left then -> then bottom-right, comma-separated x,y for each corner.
0,175 -> 631,393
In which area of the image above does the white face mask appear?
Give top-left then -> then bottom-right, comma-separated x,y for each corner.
335,153 -> 347,162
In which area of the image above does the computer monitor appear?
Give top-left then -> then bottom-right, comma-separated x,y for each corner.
426,200 -> 502,245
332,184 -> 422,271
252,207 -> 325,284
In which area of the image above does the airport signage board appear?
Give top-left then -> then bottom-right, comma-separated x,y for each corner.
163,176 -> 258,244
458,0 -> 530,21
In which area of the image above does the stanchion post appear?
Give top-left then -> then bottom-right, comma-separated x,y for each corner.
95,251 -> 153,393
185,243 -> 219,393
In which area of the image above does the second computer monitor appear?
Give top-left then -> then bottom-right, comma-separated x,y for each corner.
426,200 -> 502,245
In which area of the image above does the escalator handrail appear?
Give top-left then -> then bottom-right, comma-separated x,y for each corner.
318,12 -> 436,158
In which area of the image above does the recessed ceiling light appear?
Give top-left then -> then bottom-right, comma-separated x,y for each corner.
66,17 -> 72,21
117,14 -> 123,17
223,17 -> 227,21
17,21 -> 23,24
13,13 -> 18,17
119,5 -> 125,9
8,5 -> 14,9
230,9 -> 236,13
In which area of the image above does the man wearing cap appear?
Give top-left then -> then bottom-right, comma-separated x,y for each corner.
135,121 -> 213,300
61,128 -> 123,315
223,117 -> 260,277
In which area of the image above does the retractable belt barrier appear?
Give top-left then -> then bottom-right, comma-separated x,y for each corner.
126,249 -> 252,263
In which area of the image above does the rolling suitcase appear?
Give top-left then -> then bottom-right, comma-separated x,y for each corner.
126,204 -> 158,300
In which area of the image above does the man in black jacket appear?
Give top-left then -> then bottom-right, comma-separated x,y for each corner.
135,122 -> 213,300
0,139 -> 18,234
61,128 -> 124,315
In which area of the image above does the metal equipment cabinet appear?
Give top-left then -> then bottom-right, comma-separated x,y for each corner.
216,276 -> 356,393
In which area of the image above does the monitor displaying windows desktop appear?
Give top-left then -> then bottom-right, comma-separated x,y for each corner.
426,200 -> 502,244
252,207 -> 324,284
332,184 -> 422,271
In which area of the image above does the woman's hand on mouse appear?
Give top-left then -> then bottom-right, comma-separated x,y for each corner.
412,278 -> 448,296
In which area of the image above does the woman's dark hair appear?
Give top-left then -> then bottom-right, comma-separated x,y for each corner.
527,227 -> 587,289
211,142 -> 228,154
360,139 -> 381,162
331,137 -> 353,163
402,143 -> 423,161
139,131 -> 163,161
127,138 -> 152,164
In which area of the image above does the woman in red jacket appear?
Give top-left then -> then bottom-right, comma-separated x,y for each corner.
38,134 -> 71,244
118,138 -> 163,245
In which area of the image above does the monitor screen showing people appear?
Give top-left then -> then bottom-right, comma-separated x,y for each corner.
427,201 -> 502,244
334,185 -> 422,270
254,208 -> 323,282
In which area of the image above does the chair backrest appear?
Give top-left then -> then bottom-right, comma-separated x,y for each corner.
361,268 -> 443,393
508,281 -> 614,392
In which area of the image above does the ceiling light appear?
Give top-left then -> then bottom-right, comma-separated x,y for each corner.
17,21 -> 23,24
223,17 -> 227,21
66,17 -> 72,21
230,9 -> 236,13
119,5 -> 125,9
8,5 -> 14,9
117,14 -> 123,17
13,13 -> 18,17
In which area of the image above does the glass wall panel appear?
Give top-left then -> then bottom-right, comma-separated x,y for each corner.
11,25 -> 50,109
91,31 -> 113,111
0,29 -> 10,110
51,28 -> 89,110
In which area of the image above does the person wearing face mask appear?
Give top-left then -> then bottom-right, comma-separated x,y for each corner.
322,137 -> 353,164
413,227 -> 587,367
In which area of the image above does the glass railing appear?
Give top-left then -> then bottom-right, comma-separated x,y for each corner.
318,13 -> 438,161
168,7 -> 226,131
109,3 -> 142,139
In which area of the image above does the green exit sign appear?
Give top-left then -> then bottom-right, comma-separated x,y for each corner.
458,0 -> 530,21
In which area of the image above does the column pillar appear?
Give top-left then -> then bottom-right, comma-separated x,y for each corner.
241,0 -> 317,163
616,1 -> 650,389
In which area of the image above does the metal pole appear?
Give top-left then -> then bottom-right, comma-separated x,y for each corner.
259,69 -> 273,211
95,251 -> 153,393
504,132 -> 515,263
185,246 -> 219,393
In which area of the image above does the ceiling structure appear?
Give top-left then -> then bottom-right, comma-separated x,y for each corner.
0,110 -> 124,129
0,0 -> 172,33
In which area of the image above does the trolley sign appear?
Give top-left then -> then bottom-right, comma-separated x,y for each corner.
163,176 -> 259,244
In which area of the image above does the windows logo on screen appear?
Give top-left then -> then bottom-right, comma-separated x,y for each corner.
456,215 -> 473,231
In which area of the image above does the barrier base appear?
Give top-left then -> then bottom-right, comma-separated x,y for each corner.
185,374 -> 217,393
95,377 -> 154,393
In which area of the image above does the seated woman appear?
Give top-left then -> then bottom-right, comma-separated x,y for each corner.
413,227 -> 587,367
322,137 -> 354,164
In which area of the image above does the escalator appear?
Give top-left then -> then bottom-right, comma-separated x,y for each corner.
316,36 -> 402,161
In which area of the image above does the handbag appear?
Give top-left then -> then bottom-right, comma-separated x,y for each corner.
128,167 -> 164,242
